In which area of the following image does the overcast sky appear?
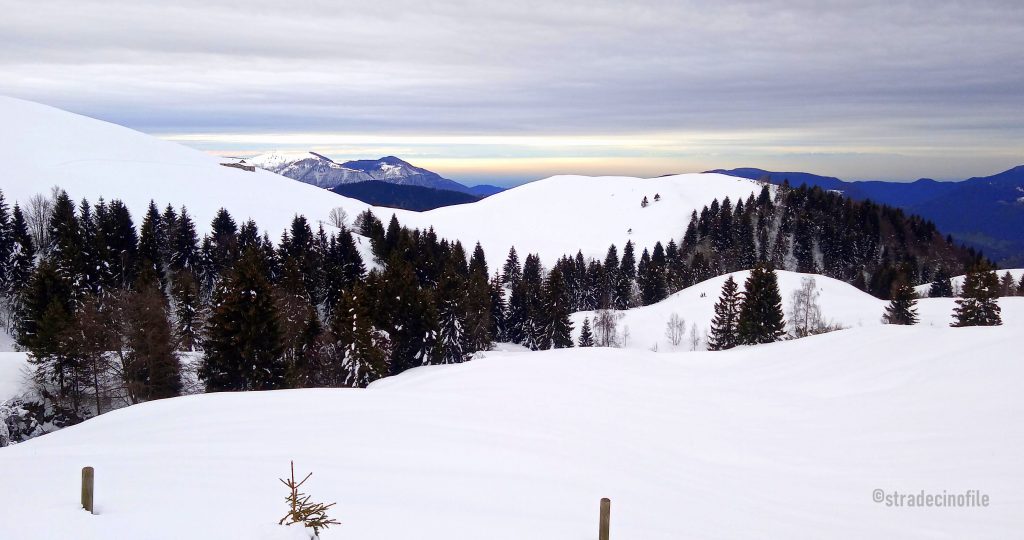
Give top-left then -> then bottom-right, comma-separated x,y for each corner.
3,0 -> 1023,185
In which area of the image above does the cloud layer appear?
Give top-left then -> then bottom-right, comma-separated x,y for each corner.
3,0 -> 1022,183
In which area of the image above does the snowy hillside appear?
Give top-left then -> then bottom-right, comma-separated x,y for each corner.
0,96 -> 379,240
248,152 -> 473,193
400,173 -> 765,264
0,324 -> 1021,539
0,96 -> 765,265
915,269 -> 1024,297
573,270 -> 1024,351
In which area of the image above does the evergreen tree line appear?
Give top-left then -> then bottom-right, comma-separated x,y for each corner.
550,183 -> 986,310
5,190 -> 512,433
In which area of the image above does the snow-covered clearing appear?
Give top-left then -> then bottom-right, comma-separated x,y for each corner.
0,324 -> 1020,539
572,270 -> 1024,351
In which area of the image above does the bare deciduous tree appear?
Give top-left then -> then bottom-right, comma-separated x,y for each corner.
689,323 -> 701,351
24,192 -> 55,249
593,309 -> 623,347
328,207 -> 349,229
665,312 -> 686,347
789,276 -> 824,338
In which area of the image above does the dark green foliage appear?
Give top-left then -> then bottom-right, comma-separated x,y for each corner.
200,249 -> 286,391
332,283 -> 391,387
928,267 -> 954,298
138,200 -> 166,289
737,266 -> 787,345
951,265 -> 1002,327
707,275 -> 741,350
883,281 -> 919,325
540,266 -> 573,349
578,317 -> 594,347
502,246 -> 521,285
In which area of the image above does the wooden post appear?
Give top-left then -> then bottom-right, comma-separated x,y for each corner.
81,467 -> 94,514
599,497 -> 610,540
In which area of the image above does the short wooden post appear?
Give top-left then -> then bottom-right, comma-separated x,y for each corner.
599,497 -> 611,540
81,467 -> 94,514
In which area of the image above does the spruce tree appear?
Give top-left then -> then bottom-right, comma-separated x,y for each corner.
736,265 -> 787,345
102,199 -> 140,289
171,207 -> 200,274
46,190 -> 85,297
541,266 -> 573,349
615,241 -> 636,309
332,283 -> 390,387
882,281 -> 919,325
928,267 -> 954,297
117,283 -> 181,401
200,249 -> 286,391
502,246 -> 521,286
488,272 -> 507,342
951,265 -> 1002,327
707,275 -> 741,350
578,317 -> 594,347
435,267 -> 471,364
138,200 -> 166,289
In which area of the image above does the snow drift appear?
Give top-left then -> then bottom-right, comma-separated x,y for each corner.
0,324 -> 1021,539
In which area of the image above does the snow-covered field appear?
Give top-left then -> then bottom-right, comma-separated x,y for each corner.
0,324 -> 1021,539
575,270 -> 1024,351
0,96 -> 763,264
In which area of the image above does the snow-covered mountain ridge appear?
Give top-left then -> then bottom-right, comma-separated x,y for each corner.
247,151 -> 474,193
0,96 -> 765,265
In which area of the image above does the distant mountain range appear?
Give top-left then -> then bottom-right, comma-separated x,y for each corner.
332,180 -> 480,211
711,166 -> 1024,267
247,152 -> 503,196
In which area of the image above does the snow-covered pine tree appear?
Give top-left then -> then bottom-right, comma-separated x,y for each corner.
502,246 -> 521,286
615,241 -> 636,309
332,284 -> 390,387
951,265 -> 1002,327
882,280 -> 919,325
138,200 -> 167,290
928,267 -> 954,298
102,199 -> 140,290
435,268 -> 471,364
2,205 -> 35,332
200,248 -> 286,391
736,265 -> 787,345
488,272 -> 507,342
541,266 -> 573,349
578,317 -> 594,347
999,271 -> 1016,296
707,275 -> 741,350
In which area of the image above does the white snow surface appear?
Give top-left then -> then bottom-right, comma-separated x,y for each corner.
915,269 -> 1024,297
0,352 -> 29,403
0,96 -> 764,265
0,324 -> 1021,539
575,270 -> 1024,351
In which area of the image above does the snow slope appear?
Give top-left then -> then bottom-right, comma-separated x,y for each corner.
915,269 -> 1024,297
0,324 -> 1021,539
575,270 -> 1024,351
398,173 -> 764,264
0,97 -> 764,265
0,96 -> 383,240
0,352 -> 29,403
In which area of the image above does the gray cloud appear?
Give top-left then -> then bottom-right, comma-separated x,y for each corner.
1,0 -> 1022,181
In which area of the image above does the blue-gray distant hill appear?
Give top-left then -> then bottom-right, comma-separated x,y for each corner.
331,181 -> 481,211
711,166 -> 1024,266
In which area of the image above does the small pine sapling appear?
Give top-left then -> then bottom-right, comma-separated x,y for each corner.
279,461 -> 340,537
